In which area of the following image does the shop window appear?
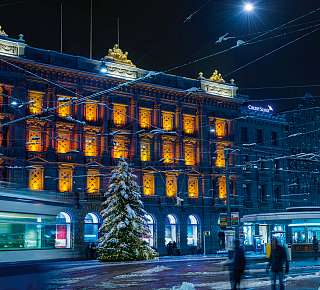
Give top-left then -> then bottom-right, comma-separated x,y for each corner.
26,126 -> 42,152
143,173 -> 155,196
84,133 -> 98,157
58,166 -> 73,192
87,169 -> 100,194
165,214 -> 178,245
162,111 -> 174,131
143,214 -> 155,247
84,213 -> 100,243
85,102 -> 98,122
188,176 -> 199,198
56,129 -> 71,153
184,142 -> 196,166
55,212 -> 71,248
113,103 -> 127,126
162,140 -> 174,164
28,91 -> 43,114
218,176 -> 227,200
140,140 -> 151,162
166,174 -> 177,197
215,144 -> 225,168
187,215 -> 200,246
139,108 -> 151,129
28,166 -> 44,191
215,118 -> 227,138
183,115 -> 195,134
112,136 -> 128,159
57,95 -> 72,117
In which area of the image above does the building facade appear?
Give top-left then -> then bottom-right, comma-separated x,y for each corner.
0,27 -> 288,261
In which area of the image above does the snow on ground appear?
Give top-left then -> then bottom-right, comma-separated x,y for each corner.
49,274 -> 98,285
114,265 -> 171,279
171,282 -> 196,290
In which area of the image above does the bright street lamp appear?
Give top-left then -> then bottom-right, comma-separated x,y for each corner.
243,2 -> 254,12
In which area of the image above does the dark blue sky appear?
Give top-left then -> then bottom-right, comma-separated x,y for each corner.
1,0 -> 320,109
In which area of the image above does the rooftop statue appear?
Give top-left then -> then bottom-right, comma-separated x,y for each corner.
105,44 -> 135,67
209,69 -> 225,83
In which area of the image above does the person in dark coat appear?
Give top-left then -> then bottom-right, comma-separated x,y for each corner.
312,235 -> 319,260
89,242 -> 96,259
229,239 -> 246,290
267,238 -> 289,290
172,241 -> 177,255
167,241 -> 173,256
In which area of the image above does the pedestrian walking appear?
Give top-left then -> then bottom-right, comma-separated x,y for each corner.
312,235 -> 319,260
166,241 -> 173,256
89,242 -> 96,259
267,238 -> 289,290
229,239 -> 246,290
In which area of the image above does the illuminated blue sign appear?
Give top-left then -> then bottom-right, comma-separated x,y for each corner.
247,105 -> 273,113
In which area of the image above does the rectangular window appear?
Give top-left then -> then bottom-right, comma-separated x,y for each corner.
218,176 -> 227,200
162,140 -> 174,164
184,142 -> 196,166
112,136 -> 128,159
166,174 -> 177,197
188,176 -> 198,198
256,129 -> 263,144
240,127 -> 248,143
140,140 -> 151,161
113,103 -> 127,127
57,95 -> 72,117
56,129 -> 71,153
162,111 -> 174,131
87,169 -> 100,194
58,166 -> 73,192
26,126 -> 42,152
84,132 -> 98,157
215,144 -> 225,168
215,118 -> 227,138
183,114 -> 195,134
85,102 -> 98,122
271,131 -> 278,146
143,173 -> 155,196
139,108 -> 151,129
28,91 -> 43,114
29,166 -> 44,191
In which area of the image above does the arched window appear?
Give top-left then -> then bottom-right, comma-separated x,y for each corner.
187,215 -> 200,246
84,213 -> 100,243
165,214 -> 179,245
55,212 -> 71,248
143,214 -> 156,248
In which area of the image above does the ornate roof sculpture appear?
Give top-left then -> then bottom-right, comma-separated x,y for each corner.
0,25 -> 8,37
104,44 -> 135,67
209,69 -> 225,83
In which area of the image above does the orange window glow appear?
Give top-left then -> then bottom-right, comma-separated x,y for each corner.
140,140 -> 151,161
29,166 -> 44,191
85,102 -> 98,122
28,91 -> 44,114
56,129 -> 71,153
113,103 -> 127,126
27,127 -> 42,152
57,95 -> 72,117
183,115 -> 195,134
166,174 -> 177,197
218,176 -> 227,200
112,137 -> 128,159
139,108 -> 151,129
188,176 -> 198,198
58,166 -> 73,192
84,133 -> 97,157
184,143 -> 196,166
162,111 -> 174,131
143,173 -> 155,196
87,169 -> 100,194
215,144 -> 225,168
215,118 -> 227,138
162,140 -> 174,164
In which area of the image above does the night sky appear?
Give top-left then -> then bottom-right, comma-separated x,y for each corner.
1,0 -> 320,110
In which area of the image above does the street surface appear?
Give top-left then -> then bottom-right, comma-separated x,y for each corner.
1,256 -> 320,289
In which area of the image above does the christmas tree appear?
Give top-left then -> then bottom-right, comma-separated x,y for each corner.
97,159 -> 157,261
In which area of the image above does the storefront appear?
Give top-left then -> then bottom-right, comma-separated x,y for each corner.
241,207 -> 320,257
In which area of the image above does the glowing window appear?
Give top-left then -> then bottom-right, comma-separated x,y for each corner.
113,103 -> 127,127
143,173 -> 155,196
218,176 -> 227,200
84,133 -> 97,157
183,115 -> 195,134
184,143 -> 196,166
28,91 -> 43,114
26,126 -> 42,152
188,176 -> 199,198
162,111 -> 174,131
58,166 -> 73,193
215,118 -> 227,138
57,95 -> 72,117
165,214 -> 178,244
29,166 -> 44,191
162,140 -> 174,164
55,212 -> 71,248
85,102 -> 98,122
139,108 -> 151,129
56,129 -> 71,153
215,144 -> 225,168
187,215 -> 199,246
84,213 -> 100,243
87,169 -> 100,194
112,136 -> 128,159
166,174 -> 177,197
140,140 -> 151,161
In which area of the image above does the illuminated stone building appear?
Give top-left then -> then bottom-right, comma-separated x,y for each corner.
0,28 -> 288,260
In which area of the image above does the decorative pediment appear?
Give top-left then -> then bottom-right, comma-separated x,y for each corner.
105,44 -> 135,67
27,156 -> 48,163
86,161 -> 104,168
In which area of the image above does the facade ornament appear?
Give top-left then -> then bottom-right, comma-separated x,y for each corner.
105,44 -> 135,67
198,72 -> 204,79
209,69 -> 225,83
0,25 -> 8,37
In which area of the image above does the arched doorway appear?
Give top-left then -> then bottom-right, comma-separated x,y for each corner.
144,214 -> 156,248
84,213 -> 100,243
187,215 -> 200,246
55,212 -> 71,248
165,214 -> 179,245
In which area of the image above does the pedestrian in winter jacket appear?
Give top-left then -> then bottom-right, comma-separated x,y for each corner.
267,238 -> 289,290
229,239 -> 246,290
